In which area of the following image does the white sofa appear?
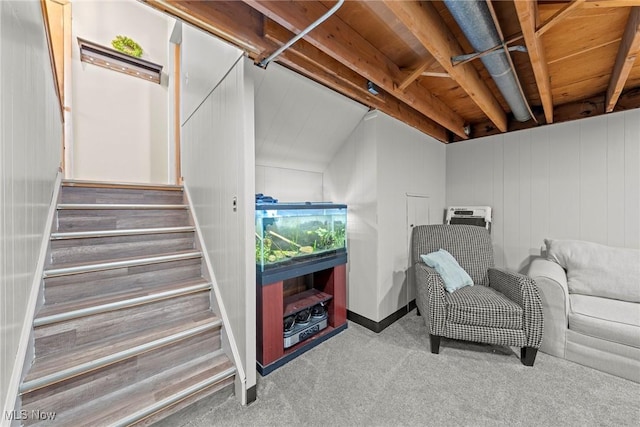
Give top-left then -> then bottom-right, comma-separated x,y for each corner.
527,239 -> 640,382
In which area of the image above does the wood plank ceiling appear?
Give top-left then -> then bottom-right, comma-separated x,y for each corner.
143,0 -> 640,143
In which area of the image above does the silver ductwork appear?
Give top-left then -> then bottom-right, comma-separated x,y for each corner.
444,0 -> 531,122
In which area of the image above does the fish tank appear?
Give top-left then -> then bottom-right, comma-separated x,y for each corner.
256,202 -> 347,285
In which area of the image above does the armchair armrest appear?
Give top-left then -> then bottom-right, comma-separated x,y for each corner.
526,258 -> 570,357
414,263 -> 447,336
488,268 -> 543,348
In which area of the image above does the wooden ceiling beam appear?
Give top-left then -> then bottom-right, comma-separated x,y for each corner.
606,7 -> 640,112
274,52 -> 448,142
262,19 -> 448,141
583,0 -> 640,8
263,19 -> 378,102
242,0 -> 468,139
381,0 -> 508,133
536,0 -> 585,37
262,16 -> 448,141
397,60 -> 433,92
514,0 -> 554,124
463,87 -> 640,141
144,0 -> 449,142
143,0 -> 267,56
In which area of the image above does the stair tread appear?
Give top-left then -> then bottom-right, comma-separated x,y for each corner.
57,203 -> 188,209
29,351 -> 234,427
37,277 -> 210,320
62,180 -> 184,191
24,312 -> 220,385
51,226 -> 195,240
44,249 -> 201,276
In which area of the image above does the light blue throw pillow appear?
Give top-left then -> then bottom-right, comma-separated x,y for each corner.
420,249 -> 474,293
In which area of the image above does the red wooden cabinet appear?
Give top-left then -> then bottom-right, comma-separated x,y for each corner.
256,264 -> 347,375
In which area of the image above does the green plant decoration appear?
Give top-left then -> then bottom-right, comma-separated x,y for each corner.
111,35 -> 143,58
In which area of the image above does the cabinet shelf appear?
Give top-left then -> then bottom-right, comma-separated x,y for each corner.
257,264 -> 347,375
283,289 -> 332,318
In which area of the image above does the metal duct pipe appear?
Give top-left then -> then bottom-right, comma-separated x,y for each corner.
258,0 -> 345,68
443,0 -> 531,122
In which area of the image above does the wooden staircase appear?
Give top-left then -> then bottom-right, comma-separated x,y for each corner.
17,181 -> 236,426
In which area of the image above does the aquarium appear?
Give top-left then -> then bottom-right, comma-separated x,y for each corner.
256,202 -> 347,284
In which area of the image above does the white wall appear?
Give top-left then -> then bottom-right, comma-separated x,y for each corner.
325,111 -> 446,322
249,61 -> 367,202
249,62 -> 368,174
376,112 -> 446,320
180,24 -> 255,403
446,109 -> 640,272
181,24 -> 243,123
325,114 -> 379,320
1,0 -> 63,417
71,0 -> 172,183
255,165 -> 323,202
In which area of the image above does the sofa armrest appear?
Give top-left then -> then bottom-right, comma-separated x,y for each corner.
526,258 -> 570,357
488,268 -> 543,348
414,263 -> 447,336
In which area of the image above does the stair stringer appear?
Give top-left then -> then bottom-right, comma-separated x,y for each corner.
3,172 -> 63,427
182,183 -> 248,405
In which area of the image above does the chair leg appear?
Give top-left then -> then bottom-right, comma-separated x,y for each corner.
521,347 -> 538,366
416,307 -> 421,316
430,334 -> 441,354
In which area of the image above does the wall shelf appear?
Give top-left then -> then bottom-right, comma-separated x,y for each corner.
78,38 -> 162,84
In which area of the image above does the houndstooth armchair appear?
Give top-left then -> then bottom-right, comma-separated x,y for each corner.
411,224 -> 543,366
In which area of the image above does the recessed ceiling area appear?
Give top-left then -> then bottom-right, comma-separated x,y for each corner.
248,61 -> 368,173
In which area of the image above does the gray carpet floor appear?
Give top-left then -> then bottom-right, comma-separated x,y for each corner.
161,310 -> 640,426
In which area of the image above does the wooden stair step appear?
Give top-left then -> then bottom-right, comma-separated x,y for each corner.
62,180 -> 183,191
61,181 -> 184,205
22,313 -> 222,395
27,351 -> 235,427
56,208 -> 192,233
22,325 -> 224,421
43,250 -> 202,278
50,226 -> 195,240
34,291 -> 212,359
36,278 -> 211,326
43,257 -> 203,306
49,230 -> 196,266
57,203 -> 188,210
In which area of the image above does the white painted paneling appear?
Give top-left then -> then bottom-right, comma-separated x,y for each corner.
579,118 -> 608,243
548,121 -> 581,241
446,110 -> 640,272
181,24 -> 243,122
181,57 -> 256,400
1,0 -> 62,416
606,113 -> 626,247
325,111 -> 446,323
530,127 -> 551,259
324,116 -> 379,321
491,136 -> 506,266
255,165 -> 323,202
376,113 -> 446,321
248,62 -> 368,173
624,110 -> 640,248
71,0 -> 172,183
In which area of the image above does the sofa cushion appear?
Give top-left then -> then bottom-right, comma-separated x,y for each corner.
545,239 -> 640,303
446,285 -> 523,329
569,294 -> 640,349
